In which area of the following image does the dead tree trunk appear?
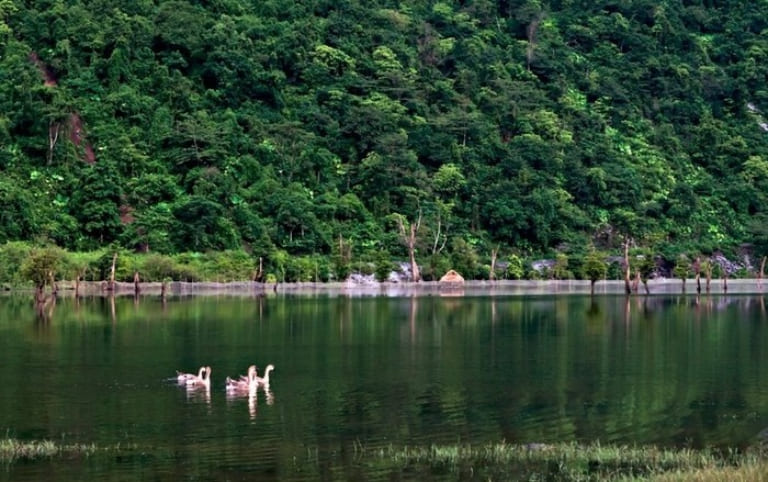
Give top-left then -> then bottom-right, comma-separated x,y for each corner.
133,271 -> 141,296
397,214 -> 421,282
108,252 -> 118,291
34,283 -> 46,305
490,246 -> 499,282
705,259 -> 712,294
693,257 -> 701,294
252,257 -> 264,282
48,121 -> 60,164
623,241 -> 631,295
49,270 -> 58,298
760,256 -> 766,291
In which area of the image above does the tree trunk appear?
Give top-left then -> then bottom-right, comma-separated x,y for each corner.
134,271 -> 141,296
34,284 -> 46,305
109,252 -> 118,291
590,279 -> 596,296
49,270 -> 57,297
397,214 -> 421,282
490,246 -> 499,282
253,257 -> 264,282
705,260 -> 712,294
623,241 -> 631,295
408,229 -> 420,282
47,121 -> 60,164
694,257 -> 701,294
760,256 -> 767,291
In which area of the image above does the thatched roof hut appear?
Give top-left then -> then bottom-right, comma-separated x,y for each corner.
439,269 -> 465,284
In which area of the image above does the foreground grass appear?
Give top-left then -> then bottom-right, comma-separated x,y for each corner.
5,438 -> 768,480
0,438 -> 98,463
361,442 -> 768,481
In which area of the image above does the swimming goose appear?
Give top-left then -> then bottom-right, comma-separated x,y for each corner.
226,365 -> 258,393
177,366 -> 206,384
254,364 -> 275,387
186,366 -> 211,390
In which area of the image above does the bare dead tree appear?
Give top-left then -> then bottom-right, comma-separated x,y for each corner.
633,269 -> 641,294
490,245 -> 499,282
48,120 -> 60,164
396,213 -> 422,282
431,212 -> 448,256
108,252 -> 118,291
623,239 -> 632,295
693,256 -> 701,294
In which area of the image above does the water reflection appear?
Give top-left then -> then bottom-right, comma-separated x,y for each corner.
225,386 -> 275,419
4,293 -> 768,480
185,385 -> 211,405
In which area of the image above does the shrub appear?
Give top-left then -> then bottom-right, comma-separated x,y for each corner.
0,241 -> 33,285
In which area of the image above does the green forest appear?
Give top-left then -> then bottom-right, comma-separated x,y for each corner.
1,0 -> 768,283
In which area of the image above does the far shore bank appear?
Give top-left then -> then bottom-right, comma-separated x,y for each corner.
6,278 -> 768,298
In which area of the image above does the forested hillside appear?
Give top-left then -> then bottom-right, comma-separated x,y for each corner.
1,0 -> 768,281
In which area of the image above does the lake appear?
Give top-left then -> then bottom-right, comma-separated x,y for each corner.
1,290 -> 768,480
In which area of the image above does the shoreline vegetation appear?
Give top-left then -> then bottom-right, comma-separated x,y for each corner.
3,438 -> 768,481
2,242 -> 766,301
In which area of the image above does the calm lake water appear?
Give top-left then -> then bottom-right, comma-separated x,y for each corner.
2,291 -> 768,480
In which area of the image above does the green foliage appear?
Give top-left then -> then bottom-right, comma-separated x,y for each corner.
450,238 -> 480,279
1,0 -> 767,271
672,254 -> 691,280
552,254 -> 573,280
505,254 -> 525,280
581,252 -> 607,283
373,251 -> 393,282
0,241 -> 32,286
424,253 -> 451,282
20,245 -> 65,288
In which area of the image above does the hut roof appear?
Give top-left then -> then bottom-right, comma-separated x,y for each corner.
439,269 -> 465,283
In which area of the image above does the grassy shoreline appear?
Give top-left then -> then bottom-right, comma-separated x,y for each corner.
363,442 -> 768,481
4,438 -> 768,480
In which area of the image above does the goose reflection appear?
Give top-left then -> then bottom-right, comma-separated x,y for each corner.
186,384 -> 211,405
249,393 -> 257,419
263,386 -> 275,405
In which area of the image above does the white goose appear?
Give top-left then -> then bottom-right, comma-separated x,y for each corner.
177,366 -> 206,384
185,366 -> 211,390
253,364 -> 275,388
226,365 -> 258,394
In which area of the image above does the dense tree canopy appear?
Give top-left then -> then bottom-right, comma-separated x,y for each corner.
1,0 -> 768,277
